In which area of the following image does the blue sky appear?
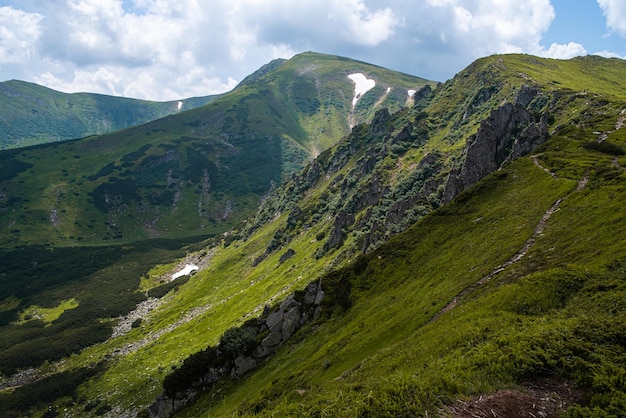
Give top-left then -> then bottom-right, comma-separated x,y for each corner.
545,0 -> 625,56
0,0 -> 625,101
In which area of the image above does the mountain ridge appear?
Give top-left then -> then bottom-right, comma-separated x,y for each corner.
0,79 -> 218,150
0,52 -> 435,247
0,53 -> 625,417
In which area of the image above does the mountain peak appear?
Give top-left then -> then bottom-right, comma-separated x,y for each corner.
0,53 -> 435,247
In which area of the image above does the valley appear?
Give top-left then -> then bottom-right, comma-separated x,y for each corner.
1,53 -> 626,418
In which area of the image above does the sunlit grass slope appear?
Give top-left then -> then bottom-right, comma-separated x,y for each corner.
182,111 -> 626,417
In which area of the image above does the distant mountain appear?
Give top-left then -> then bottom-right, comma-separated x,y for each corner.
0,52 -> 435,246
2,53 -> 626,418
0,80 -> 217,150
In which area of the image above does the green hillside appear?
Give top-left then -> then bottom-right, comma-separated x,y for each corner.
0,52 -> 434,247
0,80 -> 216,150
0,54 -> 625,417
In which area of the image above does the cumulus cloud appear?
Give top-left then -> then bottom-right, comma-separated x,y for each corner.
0,0 -> 620,100
0,7 -> 42,63
0,0 -> 402,100
23,0 -> 241,100
597,0 -> 626,37
540,42 -> 588,60
423,0 -> 554,54
594,50 -> 626,60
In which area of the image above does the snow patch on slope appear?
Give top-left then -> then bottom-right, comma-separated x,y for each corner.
348,73 -> 376,107
172,264 -> 198,280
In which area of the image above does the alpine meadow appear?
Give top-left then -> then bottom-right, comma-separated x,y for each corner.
1,52 -> 626,418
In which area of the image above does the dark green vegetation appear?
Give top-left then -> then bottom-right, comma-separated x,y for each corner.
0,239 -> 195,375
0,53 -> 433,247
1,54 -> 626,417
0,80 -> 216,150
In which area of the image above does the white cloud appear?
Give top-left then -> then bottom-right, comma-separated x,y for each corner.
0,7 -> 43,63
36,67 -> 123,97
0,0 -> 617,100
339,0 -> 397,46
540,42 -> 588,59
597,0 -> 626,38
593,50 -> 626,60
424,0 -> 555,56
19,0 -> 240,100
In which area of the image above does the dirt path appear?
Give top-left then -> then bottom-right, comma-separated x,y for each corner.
615,108 -> 626,130
111,301 -> 218,356
595,108 -> 625,143
531,155 -> 557,178
430,175 -> 587,323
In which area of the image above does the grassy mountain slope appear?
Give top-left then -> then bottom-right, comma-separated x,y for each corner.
1,54 -> 625,417
196,152 -> 626,417
0,52 -> 434,247
171,55 -> 626,417
0,80 -> 216,150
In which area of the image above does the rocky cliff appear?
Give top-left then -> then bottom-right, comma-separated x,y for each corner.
444,86 -> 549,202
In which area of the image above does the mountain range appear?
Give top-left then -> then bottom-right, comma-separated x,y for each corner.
0,52 -> 626,417
0,80 -> 218,150
0,52 -> 433,247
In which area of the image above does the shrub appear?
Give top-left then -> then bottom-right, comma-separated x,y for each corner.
219,326 -> 257,360
582,140 -> 625,156
162,346 -> 221,397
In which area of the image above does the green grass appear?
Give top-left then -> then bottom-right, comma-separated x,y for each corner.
13,298 -> 79,325
0,239 -> 193,377
178,137 -> 626,417
0,80 -> 217,150
0,53 -> 434,248
2,53 -> 626,417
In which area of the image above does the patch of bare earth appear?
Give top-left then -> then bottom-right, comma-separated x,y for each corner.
447,379 -> 585,418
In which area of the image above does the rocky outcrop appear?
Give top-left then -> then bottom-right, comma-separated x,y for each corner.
367,108 -> 392,140
148,280 -> 324,418
461,85 -> 501,121
278,248 -> 296,264
349,175 -> 388,213
326,209 -> 355,250
444,98 -> 549,202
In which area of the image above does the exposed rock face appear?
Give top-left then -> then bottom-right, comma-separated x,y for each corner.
231,356 -> 257,378
357,152 -> 444,252
516,84 -> 541,107
368,108 -> 392,139
147,280 -> 325,418
412,84 -> 432,104
444,99 -> 549,202
326,209 -> 355,250
351,175 -> 388,213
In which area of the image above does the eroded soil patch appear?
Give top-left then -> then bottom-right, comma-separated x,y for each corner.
448,379 -> 585,418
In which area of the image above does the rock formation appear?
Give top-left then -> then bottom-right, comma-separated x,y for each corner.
444,92 -> 549,202
148,280 -> 325,418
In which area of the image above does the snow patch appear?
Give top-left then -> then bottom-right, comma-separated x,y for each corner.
407,89 -> 416,98
172,264 -> 198,280
348,73 -> 376,107
177,101 -> 183,111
